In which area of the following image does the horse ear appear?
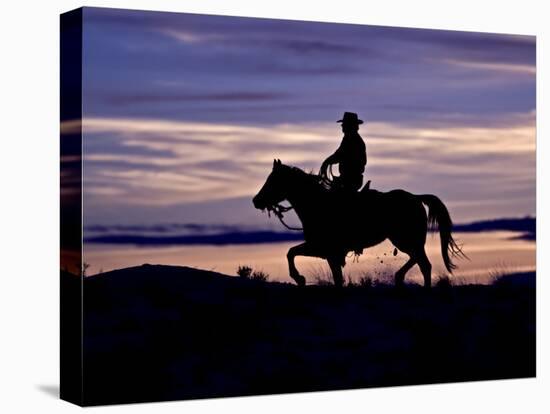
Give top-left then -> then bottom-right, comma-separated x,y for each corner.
273,159 -> 277,169
277,159 -> 281,165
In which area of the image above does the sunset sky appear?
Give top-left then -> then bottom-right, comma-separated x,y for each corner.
74,7 -> 536,237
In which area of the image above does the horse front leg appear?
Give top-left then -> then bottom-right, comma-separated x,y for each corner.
327,255 -> 345,288
287,242 -> 320,287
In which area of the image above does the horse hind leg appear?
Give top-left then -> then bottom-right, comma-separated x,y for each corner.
415,249 -> 432,288
395,257 -> 416,287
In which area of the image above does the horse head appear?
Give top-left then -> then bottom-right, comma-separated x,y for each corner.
253,159 -> 288,211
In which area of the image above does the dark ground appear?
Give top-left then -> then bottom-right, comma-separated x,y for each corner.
74,264 -> 535,406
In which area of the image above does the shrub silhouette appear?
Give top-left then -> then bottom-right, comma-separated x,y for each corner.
237,265 -> 253,279
237,265 -> 270,282
251,270 -> 269,282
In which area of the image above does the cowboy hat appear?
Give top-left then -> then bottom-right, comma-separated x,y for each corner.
337,112 -> 363,124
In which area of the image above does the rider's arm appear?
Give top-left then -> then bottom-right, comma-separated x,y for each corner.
323,139 -> 345,165
320,145 -> 343,177
323,150 -> 340,166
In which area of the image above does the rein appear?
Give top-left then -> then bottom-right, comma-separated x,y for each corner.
319,165 -> 338,190
267,203 -> 303,231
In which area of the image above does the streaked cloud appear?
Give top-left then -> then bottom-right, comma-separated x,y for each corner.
77,112 -> 534,226
160,29 -> 223,44
442,59 -> 535,75
105,91 -> 290,105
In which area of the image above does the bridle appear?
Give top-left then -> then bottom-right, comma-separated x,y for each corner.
266,203 -> 303,231
263,168 -> 336,232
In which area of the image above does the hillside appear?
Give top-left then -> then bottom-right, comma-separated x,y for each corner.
75,264 -> 535,406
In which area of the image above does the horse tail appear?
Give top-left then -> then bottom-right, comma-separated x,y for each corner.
419,194 -> 467,273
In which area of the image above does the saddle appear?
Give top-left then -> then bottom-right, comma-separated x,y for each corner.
326,177 -> 371,193
361,180 -> 371,192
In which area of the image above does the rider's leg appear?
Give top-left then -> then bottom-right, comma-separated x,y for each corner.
340,173 -> 363,193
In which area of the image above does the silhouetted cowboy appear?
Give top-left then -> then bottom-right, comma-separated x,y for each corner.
320,112 -> 367,192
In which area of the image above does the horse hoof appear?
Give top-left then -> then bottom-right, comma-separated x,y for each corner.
294,274 -> 306,287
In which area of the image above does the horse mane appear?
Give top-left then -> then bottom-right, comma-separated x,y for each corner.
280,163 -> 325,191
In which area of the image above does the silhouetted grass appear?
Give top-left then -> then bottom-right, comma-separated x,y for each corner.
308,264 -> 335,286
435,274 -> 452,289
309,265 -> 390,288
346,273 -> 374,288
236,265 -> 270,282
358,274 -> 374,288
488,262 -> 514,283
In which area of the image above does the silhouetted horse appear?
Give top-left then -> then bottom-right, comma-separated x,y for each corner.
253,160 -> 465,288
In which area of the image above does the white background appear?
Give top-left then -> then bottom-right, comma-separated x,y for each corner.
0,0 -> 547,412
